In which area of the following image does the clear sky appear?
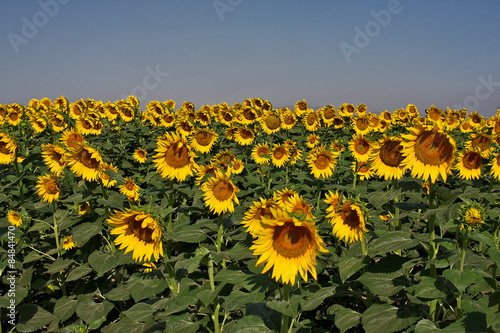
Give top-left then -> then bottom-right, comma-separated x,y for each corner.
1,0 -> 499,117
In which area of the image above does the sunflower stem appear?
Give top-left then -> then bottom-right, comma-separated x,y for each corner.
456,227 -> 469,319
217,214 -> 226,270
428,182 -> 438,322
316,179 -> 322,211
280,283 -> 291,333
352,161 -> 358,190
13,159 -> 25,205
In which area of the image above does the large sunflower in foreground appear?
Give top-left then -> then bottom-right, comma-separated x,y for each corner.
36,174 -> 61,203
154,132 -> 198,182
108,208 -> 163,262
250,207 -> 327,286
454,149 -> 484,180
328,198 -> 368,243
369,135 -> 408,180
0,133 -> 17,165
201,171 -> 240,215
400,125 -> 456,183
307,146 -> 338,179
66,144 -> 104,182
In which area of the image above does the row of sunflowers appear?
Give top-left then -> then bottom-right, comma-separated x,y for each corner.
1,96 -> 500,332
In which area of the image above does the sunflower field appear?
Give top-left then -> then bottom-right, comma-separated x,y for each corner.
1,97 -> 500,332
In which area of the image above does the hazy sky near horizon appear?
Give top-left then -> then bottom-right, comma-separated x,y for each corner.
1,0 -> 499,117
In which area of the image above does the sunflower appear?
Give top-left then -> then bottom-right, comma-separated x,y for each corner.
66,144 -> 104,182
201,171 -> 239,215
273,188 -> 298,206
271,144 -> 290,168
294,99 -> 312,117
251,143 -> 271,165
242,197 -> 278,237
250,207 -> 328,286
7,210 -> 22,227
218,109 -> 235,126
214,150 -> 236,164
101,162 -> 118,187
332,116 -> 345,129
319,105 -> 336,126
426,105 -> 445,126
369,135 -> 408,180
468,111 -> 484,129
324,191 -> 343,219
0,133 -> 17,165
459,202 -> 485,230
49,113 -> 67,132
30,116 -> 48,133
190,128 -> 218,153
353,161 -> 374,181
239,107 -> 258,125
119,104 -> 135,122
285,141 -> 303,166
306,134 -> 320,149
280,108 -> 297,130
307,145 -> 338,179
6,108 -> 22,126
285,193 -> 314,220
62,235 -> 76,250
234,127 -> 255,146
349,135 -> 373,163
465,132 -> 494,158
133,148 -> 147,163
260,110 -> 282,134
328,199 -> 368,243
302,110 -> 321,131
459,121 -> 473,133
338,103 -> 355,117
119,177 -> 140,201
454,149 -> 484,180
352,115 -> 372,135
36,174 -> 61,203
108,208 -> 163,262
60,130 -> 85,149
79,202 -> 91,215
41,144 -> 67,176
154,132 -> 198,182
489,152 -> 500,181
380,110 -> 393,124
400,125 -> 456,183
230,158 -> 244,175
195,107 -> 211,125
195,163 -> 220,186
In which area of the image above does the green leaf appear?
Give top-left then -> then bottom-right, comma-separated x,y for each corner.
16,304 -> 56,333
442,269 -> 477,293
45,258 -> 73,274
123,302 -> 154,322
169,222 -> 207,243
266,294 -> 301,318
101,317 -> 147,333
329,305 -> 362,333
487,246 -> 500,266
72,222 -> 102,246
228,315 -> 272,332
358,272 -> 408,296
299,285 -> 336,312
369,231 -> 419,255
362,304 -> 420,333
127,275 -> 168,302
338,255 -> 369,282
105,284 -> 130,301
53,296 -> 77,323
471,231 -> 496,248
407,276 -> 449,299
88,251 -> 120,275
223,290 -> 263,312
440,311 -> 488,332
66,263 -> 93,282
163,313 -> 200,333
75,295 -> 113,326
414,319 -> 440,333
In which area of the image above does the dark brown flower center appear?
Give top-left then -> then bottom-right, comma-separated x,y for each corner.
272,223 -> 313,259
414,130 -> 454,165
379,139 -> 405,167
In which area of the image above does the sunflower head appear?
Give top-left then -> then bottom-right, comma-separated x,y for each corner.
154,132 -> 198,182
251,143 -> 271,165
327,196 -> 368,243
190,128 -> 218,153
459,202 -> 486,230
36,174 -> 61,203
66,144 -> 104,182
0,133 -> 17,165
62,235 -> 76,250
201,171 -> 240,215
7,210 -> 22,227
133,148 -> 148,163
108,208 -> 164,262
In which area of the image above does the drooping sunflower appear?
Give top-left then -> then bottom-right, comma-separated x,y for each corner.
242,197 -> 278,237
271,144 -> 290,168
133,148 -> 148,163
154,132 -> 198,182
489,152 -> 500,181
349,135 -> 373,163
195,107 -> 212,125
62,235 -> 76,250
214,150 -> 236,164
307,145 -> 338,179
66,144 -> 104,182
189,128 -> 218,153
49,112 -> 67,132
41,144 -> 67,176
369,135 -> 408,180
108,208 -> 163,262
332,116 -> 346,129
251,143 -> 271,165
30,116 -> 48,133
0,133 -> 17,165
79,202 -> 91,215
36,173 -> 61,203
454,149 -> 484,180
400,125 -> 456,183
250,207 -> 328,286
328,199 -> 368,243
201,171 -> 240,215
7,210 -> 22,227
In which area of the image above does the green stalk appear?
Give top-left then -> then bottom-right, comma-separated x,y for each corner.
316,179 -> 322,211
360,236 -> 373,307
208,253 -> 220,333
13,159 -> 25,206
456,227 -> 469,319
352,161 -> 358,190
217,214 -> 226,270
428,182 -> 438,322
165,180 -> 178,296
280,283 -> 291,333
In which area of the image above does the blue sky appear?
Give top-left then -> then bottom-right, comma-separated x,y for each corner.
1,0 -> 499,117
